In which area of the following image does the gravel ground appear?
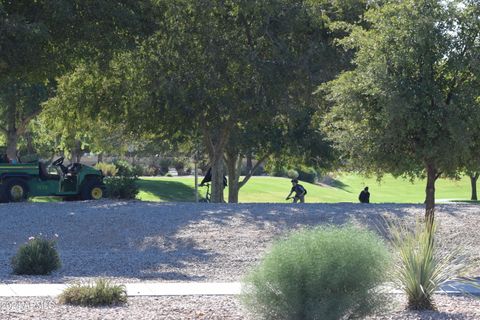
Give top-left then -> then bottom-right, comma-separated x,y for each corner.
0,201 -> 479,319
0,201 -> 478,283
0,294 -> 479,320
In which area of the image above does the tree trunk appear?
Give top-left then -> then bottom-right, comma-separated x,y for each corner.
470,173 -> 479,201
6,130 -> 18,162
25,132 -> 35,155
210,155 -> 225,203
71,141 -> 82,163
98,153 -> 104,163
226,149 -> 242,203
226,152 -> 268,203
425,163 -> 438,226
246,153 -> 253,174
202,121 -> 232,203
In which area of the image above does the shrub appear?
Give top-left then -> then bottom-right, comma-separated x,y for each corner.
104,176 -> 139,200
174,161 -> 186,175
286,169 -> 299,179
59,279 -> 127,306
132,164 -> 144,177
142,166 -> 157,176
11,235 -> 61,275
267,165 -> 286,177
159,158 -> 172,175
113,159 -> 136,177
241,226 -> 390,320
297,166 -> 317,183
95,162 -> 118,177
165,173 -> 173,177
389,220 -> 469,310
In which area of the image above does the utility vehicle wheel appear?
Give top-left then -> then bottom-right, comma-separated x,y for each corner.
81,180 -> 105,200
4,179 -> 28,202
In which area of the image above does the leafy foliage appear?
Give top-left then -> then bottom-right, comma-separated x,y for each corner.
286,169 -> 299,179
11,236 -> 61,275
105,176 -> 139,200
323,0 -> 480,217
95,162 -> 118,177
241,225 -> 390,320
113,159 -> 138,177
298,166 -> 318,184
59,279 -> 127,307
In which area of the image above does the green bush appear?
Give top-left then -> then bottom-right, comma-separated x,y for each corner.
113,159 -> 136,177
287,169 -> 299,179
142,166 -> 157,176
159,158 -> 172,175
105,176 -> 139,199
389,220 -> 469,310
241,226 -> 390,320
297,166 -> 317,183
269,166 -> 287,177
11,236 -> 61,275
59,279 -> 127,307
95,162 -> 118,177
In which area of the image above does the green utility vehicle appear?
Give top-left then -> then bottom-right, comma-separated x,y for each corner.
0,157 -> 105,202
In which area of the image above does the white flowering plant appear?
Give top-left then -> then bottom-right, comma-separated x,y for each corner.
11,233 -> 61,275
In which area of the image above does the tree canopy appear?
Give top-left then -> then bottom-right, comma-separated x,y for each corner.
323,0 -> 480,220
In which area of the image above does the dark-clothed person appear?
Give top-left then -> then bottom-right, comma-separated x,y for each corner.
359,187 -> 370,203
286,179 -> 307,203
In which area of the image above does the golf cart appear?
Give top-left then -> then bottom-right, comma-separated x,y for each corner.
0,156 -> 105,202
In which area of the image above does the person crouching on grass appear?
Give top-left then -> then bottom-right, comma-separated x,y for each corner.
286,179 -> 307,203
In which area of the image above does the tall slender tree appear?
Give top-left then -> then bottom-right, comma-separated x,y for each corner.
324,0 -> 480,222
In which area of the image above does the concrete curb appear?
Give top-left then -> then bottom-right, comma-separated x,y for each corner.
0,282 -> 242,297
0,280 -> 477,297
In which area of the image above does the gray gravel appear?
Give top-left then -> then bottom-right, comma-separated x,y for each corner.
1,201 -> 479,284
0,295 -> 479,320
1,201 -> 480,319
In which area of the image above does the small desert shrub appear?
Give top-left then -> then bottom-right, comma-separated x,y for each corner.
241,225 -> 390,320
104,176 -> 139,199
389,220 -> 469,310
287,169 -> 299,179
12,236 -> 61,275
59,279 -> 127,306
95,162 -> 118,177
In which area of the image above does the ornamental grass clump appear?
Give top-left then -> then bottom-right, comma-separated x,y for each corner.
11,235 -> 61,275
59,279 -> 127,307
389,219 -> 469,310
241,225 -> 391,320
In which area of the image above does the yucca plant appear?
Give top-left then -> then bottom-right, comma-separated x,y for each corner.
389,219 -> 468,310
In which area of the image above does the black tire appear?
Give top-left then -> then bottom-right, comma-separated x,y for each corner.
3,179 -> 28,202
80,179 -> 105,200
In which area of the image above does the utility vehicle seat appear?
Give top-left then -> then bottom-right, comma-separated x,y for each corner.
39,162 -> 60,180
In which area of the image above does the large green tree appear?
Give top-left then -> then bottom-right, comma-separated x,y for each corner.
324,0 -> 480,221
97,0 -> 367,202
0,0 -> 155,160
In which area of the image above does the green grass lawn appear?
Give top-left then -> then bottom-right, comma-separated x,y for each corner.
136,174 -> 474,203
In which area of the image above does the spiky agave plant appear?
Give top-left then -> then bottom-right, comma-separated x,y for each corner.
389,219 -> 468,310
